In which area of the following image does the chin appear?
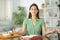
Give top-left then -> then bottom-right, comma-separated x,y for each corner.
32,15 -> 36,16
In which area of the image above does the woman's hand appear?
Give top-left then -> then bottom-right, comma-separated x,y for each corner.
12,28 -> 17,34
51,29 -> 58,33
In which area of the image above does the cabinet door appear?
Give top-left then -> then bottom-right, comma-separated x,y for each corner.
43,8 -> 59,27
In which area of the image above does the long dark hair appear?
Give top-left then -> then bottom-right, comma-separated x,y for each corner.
28,3 -> 40,19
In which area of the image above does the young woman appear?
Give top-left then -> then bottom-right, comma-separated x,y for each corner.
18,3 -> 58,36
12,3 -> 58,38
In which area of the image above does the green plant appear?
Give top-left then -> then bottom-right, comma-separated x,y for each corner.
12,6 -> 26,25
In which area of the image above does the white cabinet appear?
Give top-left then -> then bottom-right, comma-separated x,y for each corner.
43,7 -> 59,27
40,0 -> 60,27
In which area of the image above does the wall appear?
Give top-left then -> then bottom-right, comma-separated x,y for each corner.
0,0 -> 6,20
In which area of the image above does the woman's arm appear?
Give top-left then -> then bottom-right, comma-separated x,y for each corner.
42,26 -> 58,36
19,25 -> 26,35
12,25 -> 26,35
12,19 -> 27,35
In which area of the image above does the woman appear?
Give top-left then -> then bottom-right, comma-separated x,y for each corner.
13,3 -> 58,40
19,3 -> 57,36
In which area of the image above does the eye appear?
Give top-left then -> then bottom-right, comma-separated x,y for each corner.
30,8 -> 33,10
34,8 -> 38,10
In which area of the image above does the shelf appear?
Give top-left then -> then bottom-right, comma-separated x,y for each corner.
40,7 -> 59,9
40,17 -> 58,19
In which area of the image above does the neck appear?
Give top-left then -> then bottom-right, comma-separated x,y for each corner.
31,16 -> 36,26
32,15 -> 36,20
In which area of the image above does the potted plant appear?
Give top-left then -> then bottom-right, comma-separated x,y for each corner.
12,6 -> 26,27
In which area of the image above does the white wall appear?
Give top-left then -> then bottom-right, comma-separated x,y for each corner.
0,0 -> 6,20
6,0 -> 13,21
20,0 -> 45,9
12,0 -> 20,11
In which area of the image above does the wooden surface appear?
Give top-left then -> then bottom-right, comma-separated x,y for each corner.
0,34 -> 21,40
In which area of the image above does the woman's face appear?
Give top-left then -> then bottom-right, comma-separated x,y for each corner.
29,6 -> 38,16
